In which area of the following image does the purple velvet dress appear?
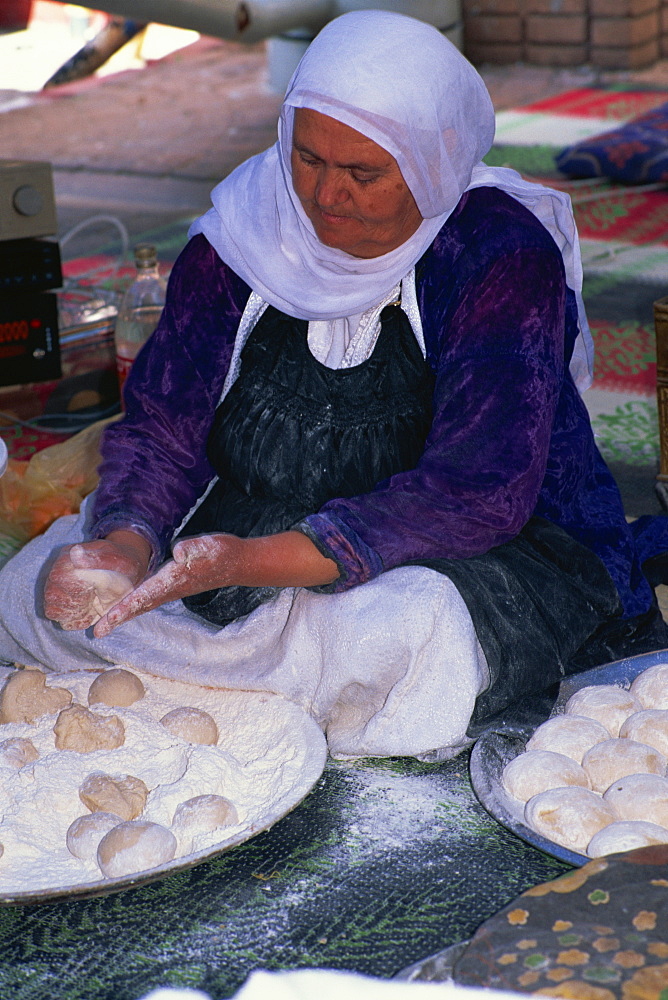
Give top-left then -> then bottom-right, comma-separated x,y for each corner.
89,186 -> 667,636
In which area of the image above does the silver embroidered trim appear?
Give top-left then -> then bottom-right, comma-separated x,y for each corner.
400,268 -> 426,359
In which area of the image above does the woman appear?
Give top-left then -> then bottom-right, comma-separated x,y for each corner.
1,11 -> 667,759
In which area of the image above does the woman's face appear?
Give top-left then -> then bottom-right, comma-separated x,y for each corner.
291,108 -> 423,259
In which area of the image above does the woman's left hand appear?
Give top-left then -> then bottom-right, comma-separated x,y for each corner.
94,530 -> 338,637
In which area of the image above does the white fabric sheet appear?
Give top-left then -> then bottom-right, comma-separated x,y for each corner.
307,281 -> 401,369
138,968 -> 521,999
0,500 -> 487,761
138,969 -> 521,1000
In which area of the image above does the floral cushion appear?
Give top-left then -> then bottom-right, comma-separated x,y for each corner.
555,101 -> 668,184
453,845 -> 668,994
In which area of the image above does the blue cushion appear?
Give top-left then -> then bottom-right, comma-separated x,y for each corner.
555,101 -> 668,184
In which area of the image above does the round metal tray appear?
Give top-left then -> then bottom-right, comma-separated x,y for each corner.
469,648 -> 668,867
0,685 -> 327,906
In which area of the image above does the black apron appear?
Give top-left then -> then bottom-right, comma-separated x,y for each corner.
180,304 -> 666,733
181,304 -> 434,624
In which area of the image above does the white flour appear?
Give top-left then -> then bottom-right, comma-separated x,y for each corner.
0,668 -> 326,897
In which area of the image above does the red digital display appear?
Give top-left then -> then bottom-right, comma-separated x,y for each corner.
0,319 -> 31,344
0,292 -> 60,387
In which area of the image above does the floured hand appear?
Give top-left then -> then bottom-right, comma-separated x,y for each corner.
94,531 -> 338,637
44,532 -> 151,631
94,533 -> 244,637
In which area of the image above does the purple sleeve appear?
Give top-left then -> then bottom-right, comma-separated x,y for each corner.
89,235 -> 250,564
299,246 -> 567,591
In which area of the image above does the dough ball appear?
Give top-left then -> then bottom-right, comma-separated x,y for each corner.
587,820 -> 668,858
630,662 -> 668,710
88,668 -> 145,708
68,566 -> 133,625
524,786 -> 617,853
79,773 -> 148,821
172,794 -> 238,851
160,707 -> 218,746
66,812 -> 122,862
525,714 -> 610,763
54,704 -> 125,753
564,684 -> 641,736
581,738 -> 667,793
0,737 -> 39,769
619,709 -> 668,757
603,772 -> 668,827
97,821 -> 176,878
502,750 -> 589,802
0,668 -> 72,724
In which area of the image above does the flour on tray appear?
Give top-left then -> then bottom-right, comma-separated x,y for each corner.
0,666 -> 325,896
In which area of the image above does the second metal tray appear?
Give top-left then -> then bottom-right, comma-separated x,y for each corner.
470,648 -> 668,866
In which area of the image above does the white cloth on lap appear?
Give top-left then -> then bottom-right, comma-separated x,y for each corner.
0,501 -> 487,761
137,969 -> 522,1000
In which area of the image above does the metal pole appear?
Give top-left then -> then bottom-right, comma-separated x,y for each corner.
43,18 -> 147,89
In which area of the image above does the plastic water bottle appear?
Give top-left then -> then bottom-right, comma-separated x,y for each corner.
114,243 -> 166,400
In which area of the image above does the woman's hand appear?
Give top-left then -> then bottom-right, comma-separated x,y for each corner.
44,530 -> 152,631
94,530 -> 338,637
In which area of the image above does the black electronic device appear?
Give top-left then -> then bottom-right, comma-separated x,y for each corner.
0,238 -> 62,293
0,292 -> 61,387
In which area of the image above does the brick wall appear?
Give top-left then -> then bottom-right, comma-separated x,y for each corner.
463,0 -> 666,68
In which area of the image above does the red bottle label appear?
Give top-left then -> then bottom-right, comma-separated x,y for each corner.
116,353 -> 134,407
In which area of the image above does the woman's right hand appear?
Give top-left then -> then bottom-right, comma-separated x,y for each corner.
43,530 -> 152,631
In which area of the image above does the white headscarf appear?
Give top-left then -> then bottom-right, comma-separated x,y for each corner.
190,10 -> 593,389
